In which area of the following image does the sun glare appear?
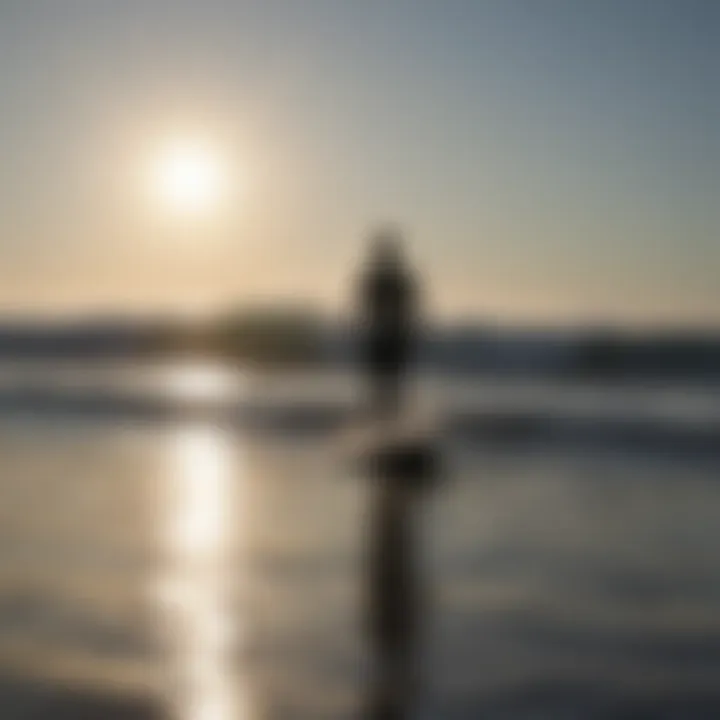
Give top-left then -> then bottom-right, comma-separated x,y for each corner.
153,140 -> 226,215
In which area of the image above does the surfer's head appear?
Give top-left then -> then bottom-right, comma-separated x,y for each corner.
370,225 -> 404,269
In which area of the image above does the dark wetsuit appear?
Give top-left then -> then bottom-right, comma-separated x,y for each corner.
360,261 -> 416,417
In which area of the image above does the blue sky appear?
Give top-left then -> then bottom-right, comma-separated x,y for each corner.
0,0 -> 717,325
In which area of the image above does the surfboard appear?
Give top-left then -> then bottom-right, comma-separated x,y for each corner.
339,410 -> 443,491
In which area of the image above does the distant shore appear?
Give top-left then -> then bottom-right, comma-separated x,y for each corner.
0,310 -> 719,380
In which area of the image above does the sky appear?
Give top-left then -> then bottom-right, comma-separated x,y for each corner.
0,0 -> 717,326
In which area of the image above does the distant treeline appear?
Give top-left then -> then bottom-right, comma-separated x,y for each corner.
0,313 -> 718,379
0,308 -> 328,367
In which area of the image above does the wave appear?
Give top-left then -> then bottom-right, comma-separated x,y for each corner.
1,386 -> 719,456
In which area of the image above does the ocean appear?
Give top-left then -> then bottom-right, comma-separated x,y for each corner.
0,359 -> 719,719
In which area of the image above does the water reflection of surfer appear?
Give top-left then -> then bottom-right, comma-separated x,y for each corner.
357,229 -> 418,419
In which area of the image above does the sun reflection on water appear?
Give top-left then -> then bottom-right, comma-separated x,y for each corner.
164,362 -> 243,404
158,422 -> 247,720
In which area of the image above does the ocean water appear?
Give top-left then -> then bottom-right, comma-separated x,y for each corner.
0,359 -> 719,719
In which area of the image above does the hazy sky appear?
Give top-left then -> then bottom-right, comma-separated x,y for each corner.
0,0 -> 717,325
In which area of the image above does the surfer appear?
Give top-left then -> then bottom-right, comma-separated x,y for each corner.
353,228 -> 435,719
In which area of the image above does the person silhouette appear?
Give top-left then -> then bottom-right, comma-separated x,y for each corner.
353,229 -> 432,719
357,229 -> 418,420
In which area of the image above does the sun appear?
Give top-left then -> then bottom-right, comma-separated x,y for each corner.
153,140 -> 226,215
